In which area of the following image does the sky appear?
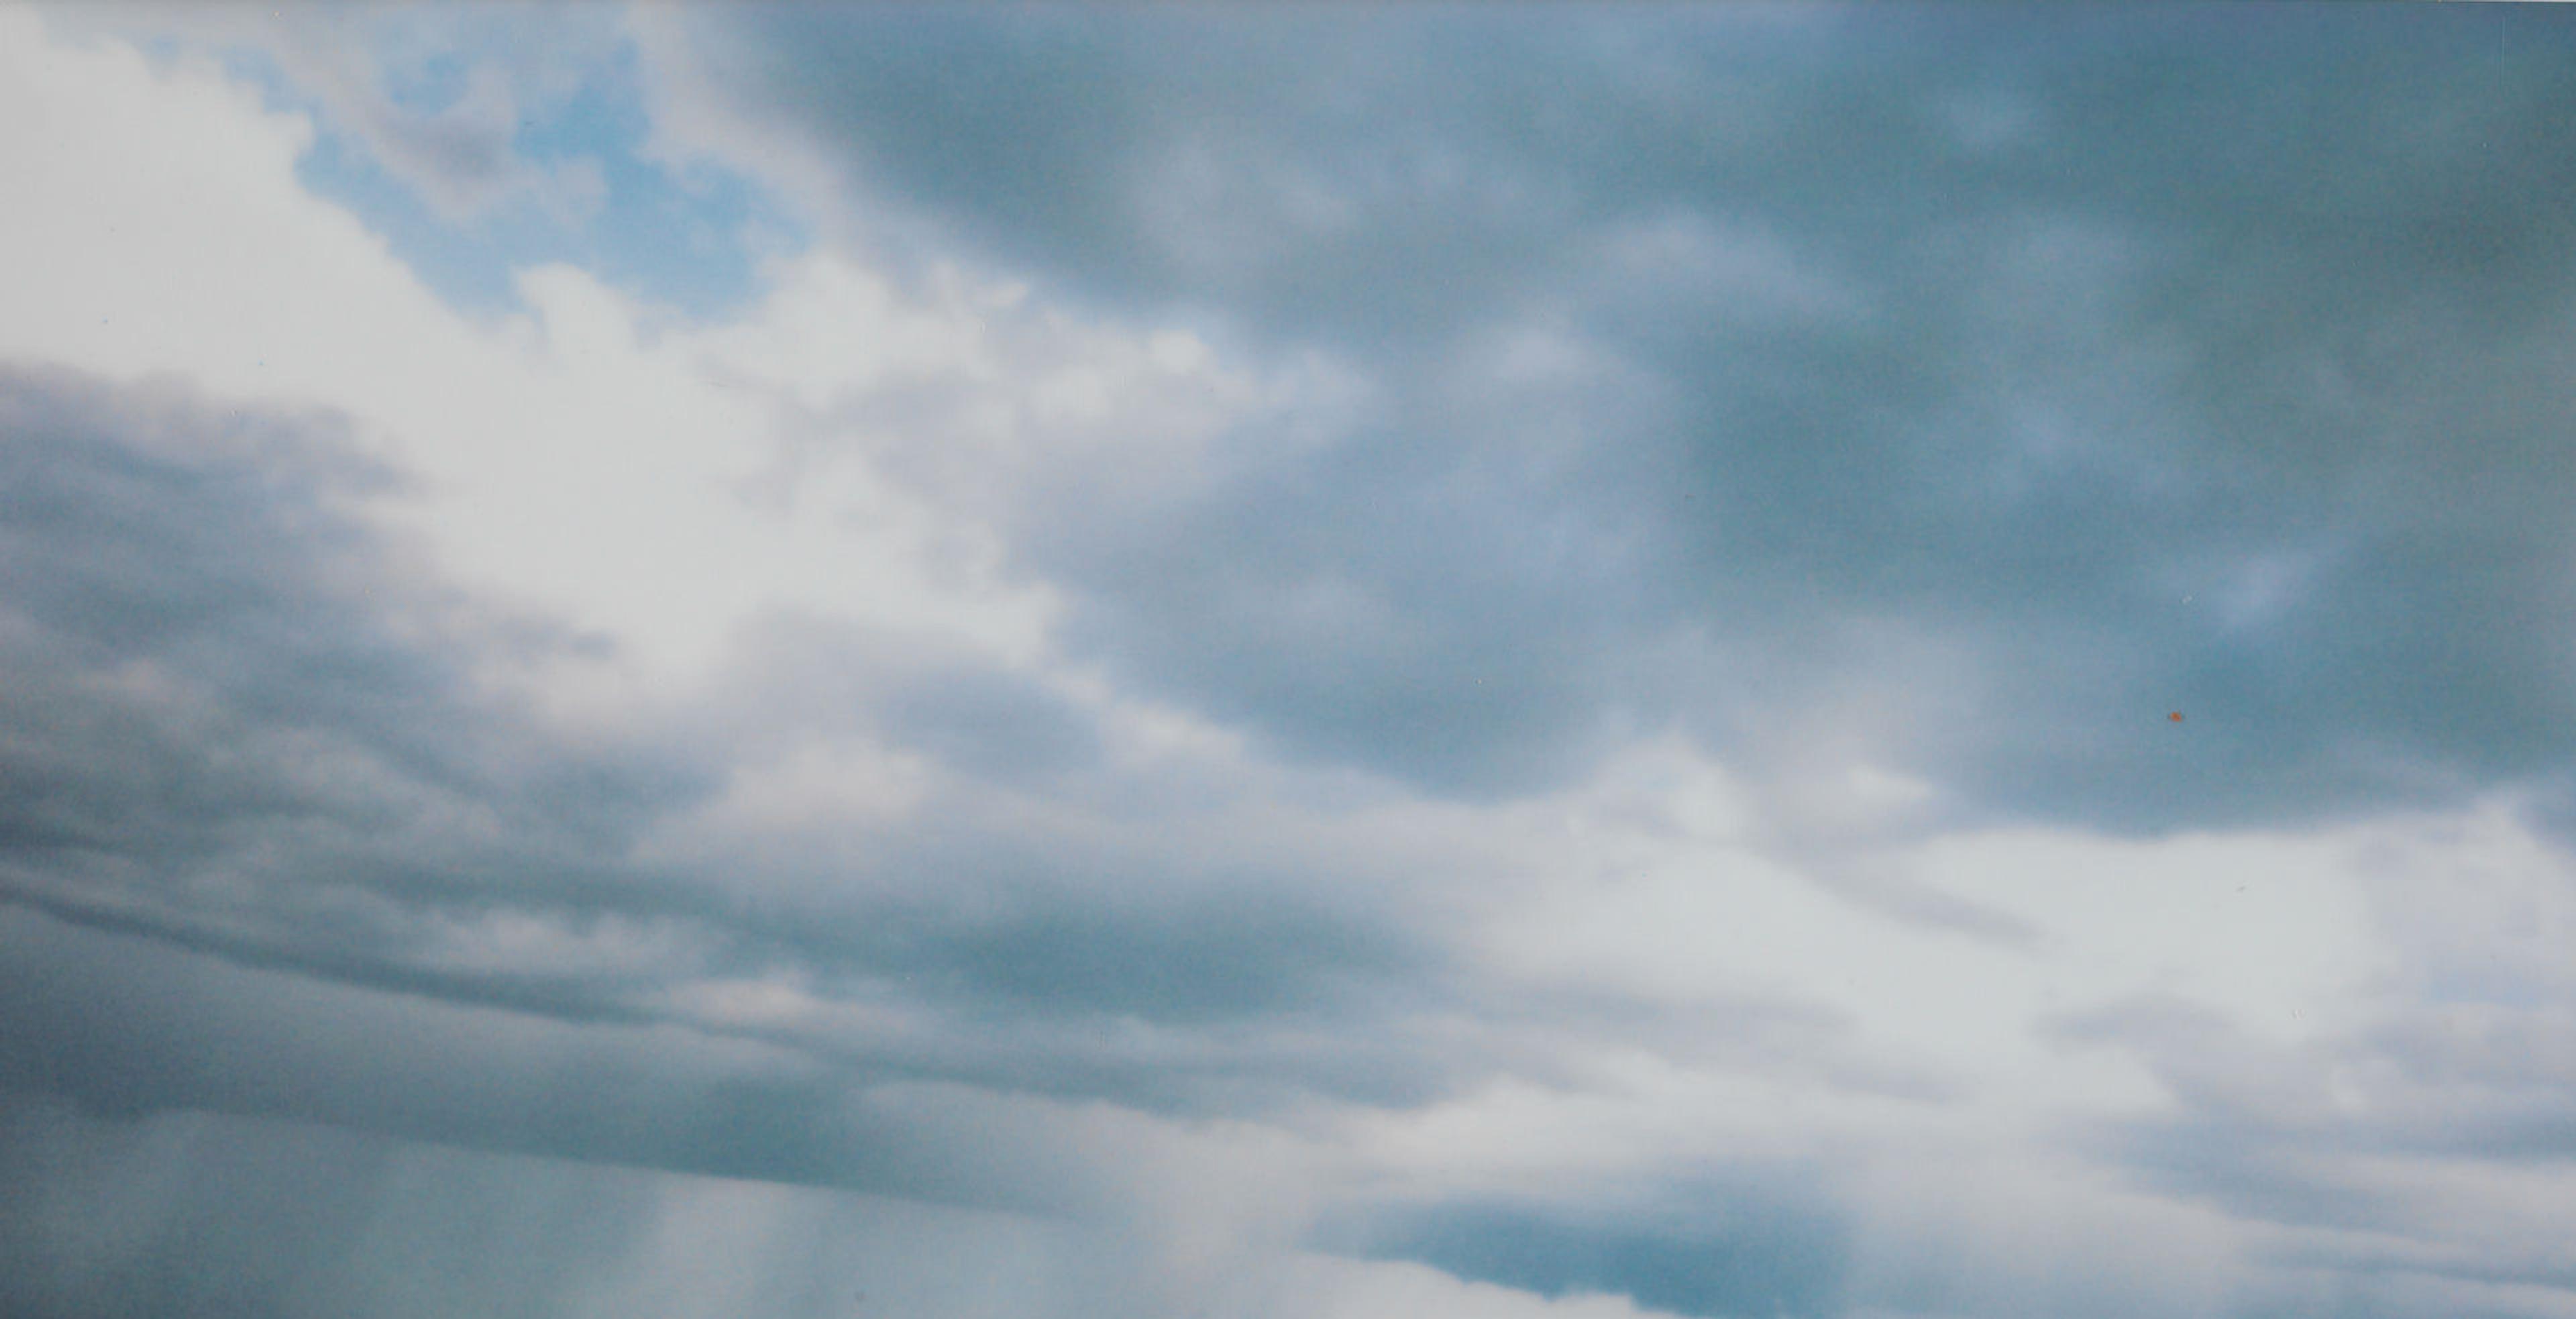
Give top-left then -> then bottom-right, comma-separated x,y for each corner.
3,3 -> 2576,1316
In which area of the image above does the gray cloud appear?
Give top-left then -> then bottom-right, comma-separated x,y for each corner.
0,1083 -> 1187,1319
0,361 -> 718,959
0,361 -> 1707,1135
0,902 -> 1098,1219
1315,1170 -> 1854,1319
2035,988 -> 2576,1312
655,4 -> 2576,836
18,8 -> 2576,1316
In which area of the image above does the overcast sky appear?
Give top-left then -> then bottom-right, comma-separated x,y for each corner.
5,4 -> 2576,1316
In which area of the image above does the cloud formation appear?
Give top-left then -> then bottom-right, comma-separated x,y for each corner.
647,3 -> 2576,835
6,5 -> 2576,1318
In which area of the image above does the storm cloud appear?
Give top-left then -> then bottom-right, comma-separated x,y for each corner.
652,3 -> 2576,833
7,5 -> 2576,1317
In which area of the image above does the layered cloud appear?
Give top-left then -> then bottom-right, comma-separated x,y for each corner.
643,3 -> 2576,833
5,6 -> 2576,1318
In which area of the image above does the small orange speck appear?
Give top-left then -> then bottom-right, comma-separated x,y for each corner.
2169,711 -> 2184,723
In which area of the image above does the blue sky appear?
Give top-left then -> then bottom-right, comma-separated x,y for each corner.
234,5 -> 794,319
5,5 -> 2576,1318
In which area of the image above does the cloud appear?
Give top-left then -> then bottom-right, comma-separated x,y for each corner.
45,4 -> 621,226
640,4 -> 2576,837
1319,1182 -> 1852,1319
0,346 -> 1943,1311
0,1086 -> 1778,1319
2017,803 -> 2576,1312
0,360 -> 1487,1123
5,342 -> 2563,1312
11,8 -> 2576,1318
0,361 -> 714,1016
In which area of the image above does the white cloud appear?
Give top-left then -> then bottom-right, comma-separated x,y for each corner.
0,7 -> 1297,705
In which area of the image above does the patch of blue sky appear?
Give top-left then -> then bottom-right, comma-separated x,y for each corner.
513,59 -> 807,321
215,36 -> 800,325
372,40 -> 476,117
